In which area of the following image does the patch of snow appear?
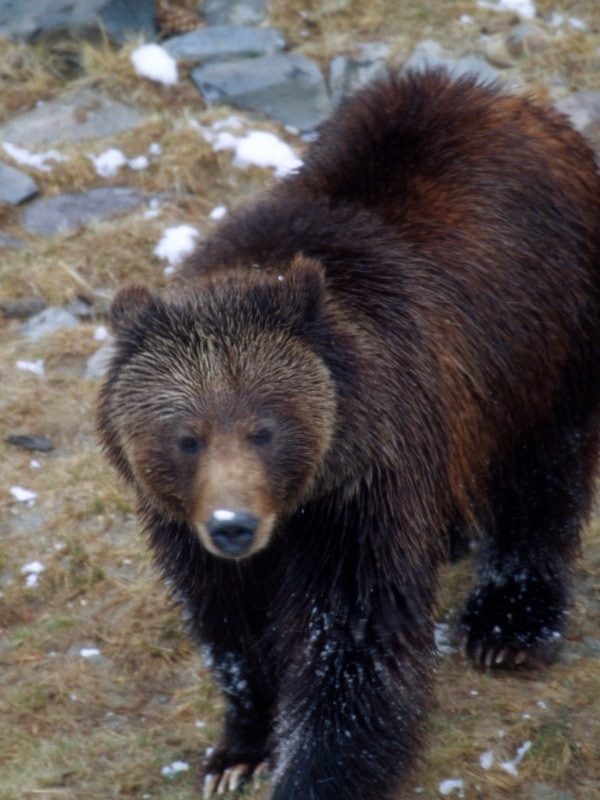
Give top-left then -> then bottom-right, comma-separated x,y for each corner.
434,622 -> 456,655
30,459 -> 42,469
500,740 -> 532,776
11,487 -> 38,504
476,0 -> 536,19
479,750 -> 494,770
89,147 -> 127,177
80,648 -> 101,658
154,225 -> 200,272
209,205 -> 227,220
149,142 -> 162,155
131,43 -> 178,86
89,149 -> 150,177
2,141 -> 66,172
199,121 -> 302,178
16,359 -> 45,376
143,198 -> 162,220
438,778 -> 465,797
568,17 -> 587,31
128,155 -> 149,170
94,325 -> 109,342
21,560 -> 44,586
161,760 -> 190,778
195,720 -> 207,728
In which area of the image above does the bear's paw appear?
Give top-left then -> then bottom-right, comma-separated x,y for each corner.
458,568 -> 566,667
203,750 -> 268,798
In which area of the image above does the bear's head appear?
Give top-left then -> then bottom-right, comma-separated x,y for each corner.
97,257 -> 337,560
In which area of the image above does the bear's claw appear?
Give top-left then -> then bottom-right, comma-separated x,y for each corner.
204,762 -> 267,798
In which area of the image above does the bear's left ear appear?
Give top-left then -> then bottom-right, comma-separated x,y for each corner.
278,255 -> 326,331
109,284 -> 162,337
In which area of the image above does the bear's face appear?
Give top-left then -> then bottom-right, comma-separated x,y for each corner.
98,259 -> 336,559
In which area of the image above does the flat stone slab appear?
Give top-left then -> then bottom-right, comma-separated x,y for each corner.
0,161 -> 39,204
203,0 -> 267,26
0,87 -> 142,147
23,186 -> 153,236
163,25 -> 286,63
0,0 -> 156,44
20,307 -> 80,339
191,54 -> 332,133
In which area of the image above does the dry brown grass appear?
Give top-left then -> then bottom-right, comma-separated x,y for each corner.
1,1 -> 600,798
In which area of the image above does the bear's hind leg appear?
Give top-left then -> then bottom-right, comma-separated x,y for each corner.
460,418 -> 599,667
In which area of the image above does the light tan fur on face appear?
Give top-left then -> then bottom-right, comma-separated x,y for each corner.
191,433 -> 277,559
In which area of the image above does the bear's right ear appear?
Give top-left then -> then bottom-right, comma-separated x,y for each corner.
109,285 -> 160,336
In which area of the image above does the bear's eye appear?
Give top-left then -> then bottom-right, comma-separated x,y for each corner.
249,428 -> 273,446
178,435 -> 203,454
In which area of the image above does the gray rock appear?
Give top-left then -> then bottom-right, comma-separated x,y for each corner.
0,0 -> 156,45
20,307 -> 80,340
0,87 -> 142,148
23,187 -> 154,236
0,296 -> 46,318
163,25 -> 286,63
0,161 -> 39,205
555,91 -> 600,152
528,783 -> 574,800
5,434 -> 54,452
329,43 -> 390,107
192,54 -> 332,133
203,0 -> 268,27
403,40 -> 499,85
0,233 -> 22,248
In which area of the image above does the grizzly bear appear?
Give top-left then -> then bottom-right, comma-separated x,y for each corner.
97,71 -> 600,799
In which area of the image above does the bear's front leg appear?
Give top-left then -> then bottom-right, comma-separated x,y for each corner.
202,643 -> 273,797
269,599 -> 434,800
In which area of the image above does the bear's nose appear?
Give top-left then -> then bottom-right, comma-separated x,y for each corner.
206,510 -> 258,557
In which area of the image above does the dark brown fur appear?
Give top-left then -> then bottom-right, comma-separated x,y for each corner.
97,71 -> 600,799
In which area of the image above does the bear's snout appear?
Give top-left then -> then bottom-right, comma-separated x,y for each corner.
206,509 -> 259,558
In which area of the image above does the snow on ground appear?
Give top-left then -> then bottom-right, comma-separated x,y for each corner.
2,141 -> 66,171
21,560 -> 44,586
154,225 -> 200,273
161,761 -> 190,778
438,778 -> 465,797
16,359 -> 45,376
500,740 -> 532,776
131,43 -> 178,86
196,119 -> 302,178
89,147 -> 153,178
476,0 -> 536,19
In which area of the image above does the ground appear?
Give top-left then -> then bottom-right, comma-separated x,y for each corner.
1,1 -> 600,798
